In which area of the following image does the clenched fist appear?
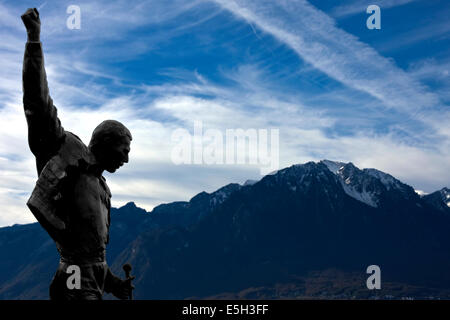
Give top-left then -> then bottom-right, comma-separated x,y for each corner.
21,8 -> 41,42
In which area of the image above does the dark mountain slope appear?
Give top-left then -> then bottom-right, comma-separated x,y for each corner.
1,160 -> 449,299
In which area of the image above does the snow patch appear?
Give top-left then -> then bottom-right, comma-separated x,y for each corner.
415,190 -> 428,196
441,188 -> 450,207
321,160 -> 346,174
339,180 -> 378,208
364,168 -> 400,191
321,160 -> 379,207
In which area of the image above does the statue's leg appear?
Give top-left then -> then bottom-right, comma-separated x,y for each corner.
49,262 -> 105,300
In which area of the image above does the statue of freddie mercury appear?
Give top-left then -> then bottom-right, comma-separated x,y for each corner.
21,8 -> 134,300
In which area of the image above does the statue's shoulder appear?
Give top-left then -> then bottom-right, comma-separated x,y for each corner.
27,131 -> 92,240
58,131 -> 89,165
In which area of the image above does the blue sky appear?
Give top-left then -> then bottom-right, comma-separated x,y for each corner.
0,0 -> 449,226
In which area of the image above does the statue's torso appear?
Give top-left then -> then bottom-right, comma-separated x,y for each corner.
58,170 -> 111,261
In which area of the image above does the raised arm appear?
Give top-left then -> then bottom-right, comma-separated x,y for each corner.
22,8 -> 65,175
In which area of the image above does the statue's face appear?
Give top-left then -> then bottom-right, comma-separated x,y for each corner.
102,136 -> 131,173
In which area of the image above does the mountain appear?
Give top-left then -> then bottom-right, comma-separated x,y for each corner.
422,188 -> 450,214
0,160 -> 449,299
149,183 -> 242,228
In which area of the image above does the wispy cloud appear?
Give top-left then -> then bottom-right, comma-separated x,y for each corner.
209,0 -> 441,113
377,18 -> 450,52
330,0 -> 417,18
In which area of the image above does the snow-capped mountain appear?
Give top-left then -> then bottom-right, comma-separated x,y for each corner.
319,160 -> 418,208
264,160 -> 420,209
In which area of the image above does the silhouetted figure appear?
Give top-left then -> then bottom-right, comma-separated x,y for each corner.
21,8 -> 134,300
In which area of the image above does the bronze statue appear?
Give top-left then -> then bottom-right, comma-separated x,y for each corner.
21,8 -> 134,300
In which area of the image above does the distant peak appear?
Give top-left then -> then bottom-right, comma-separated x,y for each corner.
123,202 -> 137,208
423,187 -> 450,211
243,179 -> 258,186
441,188 -> 450,207
320,160 -> 347,174
190,191 -> 209,202
115,201 -> 149,215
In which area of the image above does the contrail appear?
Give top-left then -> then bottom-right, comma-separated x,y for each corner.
38,2 -> 47,11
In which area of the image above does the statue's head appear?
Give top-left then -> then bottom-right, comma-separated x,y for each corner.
88,120 -> 132,173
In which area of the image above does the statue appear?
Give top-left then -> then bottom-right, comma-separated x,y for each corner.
21,8 -> 134,300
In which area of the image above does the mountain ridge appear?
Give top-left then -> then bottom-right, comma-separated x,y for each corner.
0,160 -> 449,299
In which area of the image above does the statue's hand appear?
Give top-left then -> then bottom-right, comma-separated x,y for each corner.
112,276 -> 135,300
21,8 -> 41,42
